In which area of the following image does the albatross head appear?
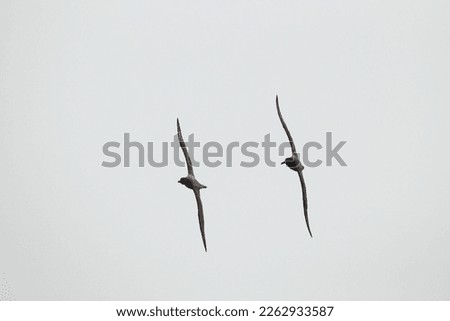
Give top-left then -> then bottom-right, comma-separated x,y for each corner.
281,157 -> 296,166
281,155 -> 303,171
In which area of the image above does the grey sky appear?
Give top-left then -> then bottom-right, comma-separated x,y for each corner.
0,0 -> 449,300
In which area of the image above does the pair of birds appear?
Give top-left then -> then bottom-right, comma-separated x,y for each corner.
177,96 -> 312,252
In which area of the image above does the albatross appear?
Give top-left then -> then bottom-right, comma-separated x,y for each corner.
276,96 -> 313,237
176,118 -> 208,252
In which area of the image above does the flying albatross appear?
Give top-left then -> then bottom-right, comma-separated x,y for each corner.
177,118 -> 208,252
276,96 -> 313,237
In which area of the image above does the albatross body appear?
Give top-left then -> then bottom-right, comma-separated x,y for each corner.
177,118 -> 208,252
276,96 -> 313,238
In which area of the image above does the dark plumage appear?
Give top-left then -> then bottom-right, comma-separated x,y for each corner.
177,118 -> 208,252
276,96 -> 313,238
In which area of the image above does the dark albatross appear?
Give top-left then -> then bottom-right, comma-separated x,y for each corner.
276,96 -> 313,237
176,118 -> 208,252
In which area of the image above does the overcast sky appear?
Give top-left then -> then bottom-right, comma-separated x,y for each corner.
1,0 -> 449,300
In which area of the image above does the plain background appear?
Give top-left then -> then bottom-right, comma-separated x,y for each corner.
1,1 -> 449,300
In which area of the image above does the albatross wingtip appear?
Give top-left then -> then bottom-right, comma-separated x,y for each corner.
177,118 -> 182,133
306,223 -> 313,238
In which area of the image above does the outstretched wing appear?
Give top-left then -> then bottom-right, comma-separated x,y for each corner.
276,95 -> 297,155
193,188 -> 207,252
298,170 -> 313,238
177,118 -> 194,175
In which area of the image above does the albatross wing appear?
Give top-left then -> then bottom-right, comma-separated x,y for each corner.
276,95 -> 297,155
193,188 -> 207,252
298,170 -> 313,238
177,118 -> 194,175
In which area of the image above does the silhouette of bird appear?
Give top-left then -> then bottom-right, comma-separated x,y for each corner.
177,118 -> 208,252
276,96 -> 313,237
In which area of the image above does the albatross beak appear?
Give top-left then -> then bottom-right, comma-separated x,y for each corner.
281,161 -> 286,165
